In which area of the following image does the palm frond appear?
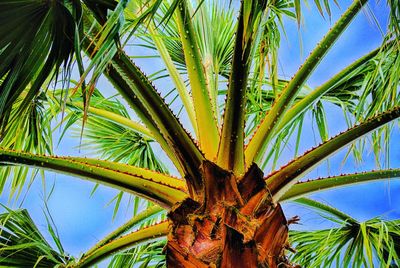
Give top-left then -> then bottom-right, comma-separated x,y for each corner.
281,168 -> 400,201
0,0 -> 79,129
108,240 -> 166,268
74,106 -> 169,216
266,106 -> 400,201
49,87 -> 171,216
88,205 -> 166,268
245,0 -> 368,166
80,0 -> 168,101
0,206 -> 70,267
81,8 -> 207,189
246,38 -> 399,171
293,0 -> 339,24
0,91 -> 53,197
75,221 -> 168,268
290,198 -> 400,267
218,0 -> 271,174
174,0 -> 220,158
0,149 -> 187,208
77,0 -> 126,100
387,0 -> 400,36
138,1 -> 236,80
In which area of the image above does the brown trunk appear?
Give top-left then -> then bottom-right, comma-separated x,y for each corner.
166,161 -> 293,267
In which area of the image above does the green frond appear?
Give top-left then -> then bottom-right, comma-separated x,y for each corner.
266,106 -> 400,201
82,10 -> 206,189
74,221 -> 168,268
69,109 -> 173,216
387,0 -> 400,36
79,0 -> 168,106
78,0 -> 126,92
147,22 -> 197,136
72,102 -> 153,139
290,199 -> 400,267
294,197 -> 357,224
0,207 -> 70,267
245,38 -> 399,170
218,0 -> 269,174
86,206 -> 164,254
51,88 -> 162,168
50,87 -> 153,139
111,50 -> 205,192
0,91 -> 53,197
107,240 -> 166,268
48,87 -> 178,217
274,43 -> 385,137
281,169 -> 400,201
0,149 -> 187,207
77,119 -> 164,169
0,0 -> 80,129
140,1 -> 236,82
245,0 -> 368,166
175,0 -> 220,159
85,206 -> 166,268
294,0 -> 339,23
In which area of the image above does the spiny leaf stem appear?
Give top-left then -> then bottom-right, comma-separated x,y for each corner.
82,13 -> 205,197
74,221 -> 168,268
84,205 -> 164,257
275,44 -> 382,136
148,22 -> 198,137
175,0 -> 220,159
111,51 -> 205,196
245,0 -> 369,166
69,102 -> 153,139
217,0 -> 265,175
280,169 -> 400,201
81,25 -> 186,178
294,197 -> 358,225
0,149 -> 188,207
267,106 -> 400,202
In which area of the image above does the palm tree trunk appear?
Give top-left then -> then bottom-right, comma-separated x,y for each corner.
166,162 -> 291,267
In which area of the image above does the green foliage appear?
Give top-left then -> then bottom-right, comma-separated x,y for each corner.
108,241 -> 166,268
0,0 -> 399,267
51,88 -> 168,216
0,207 -> 70,267
290,199 -> 400,267
0,0 -> 79,129
0,91 -> 53,197
82,205 -> 166,267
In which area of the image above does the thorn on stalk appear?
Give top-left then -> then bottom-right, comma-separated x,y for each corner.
287,215 -> 300,225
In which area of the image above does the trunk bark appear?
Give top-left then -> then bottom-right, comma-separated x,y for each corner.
166,161 -> 294,267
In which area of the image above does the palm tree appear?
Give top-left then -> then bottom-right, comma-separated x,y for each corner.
0,0 -> 399,267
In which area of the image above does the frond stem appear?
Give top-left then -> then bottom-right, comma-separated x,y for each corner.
74,221 -> 168,268
245,0 -> 368,166
280,169 -> 400,201
84,205 -> 164,257
175,0 -> 220,159
275,44 -> 382,135
69,102 -> 153,139
0,149 -> 188,207
267,106 -> 400,202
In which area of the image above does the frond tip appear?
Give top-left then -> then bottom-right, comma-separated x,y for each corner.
0,0 -> 79,130
290,199 -> 400,267
0,207 -> 70,267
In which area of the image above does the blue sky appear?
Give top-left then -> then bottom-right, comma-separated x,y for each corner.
1,0 -> 399,264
